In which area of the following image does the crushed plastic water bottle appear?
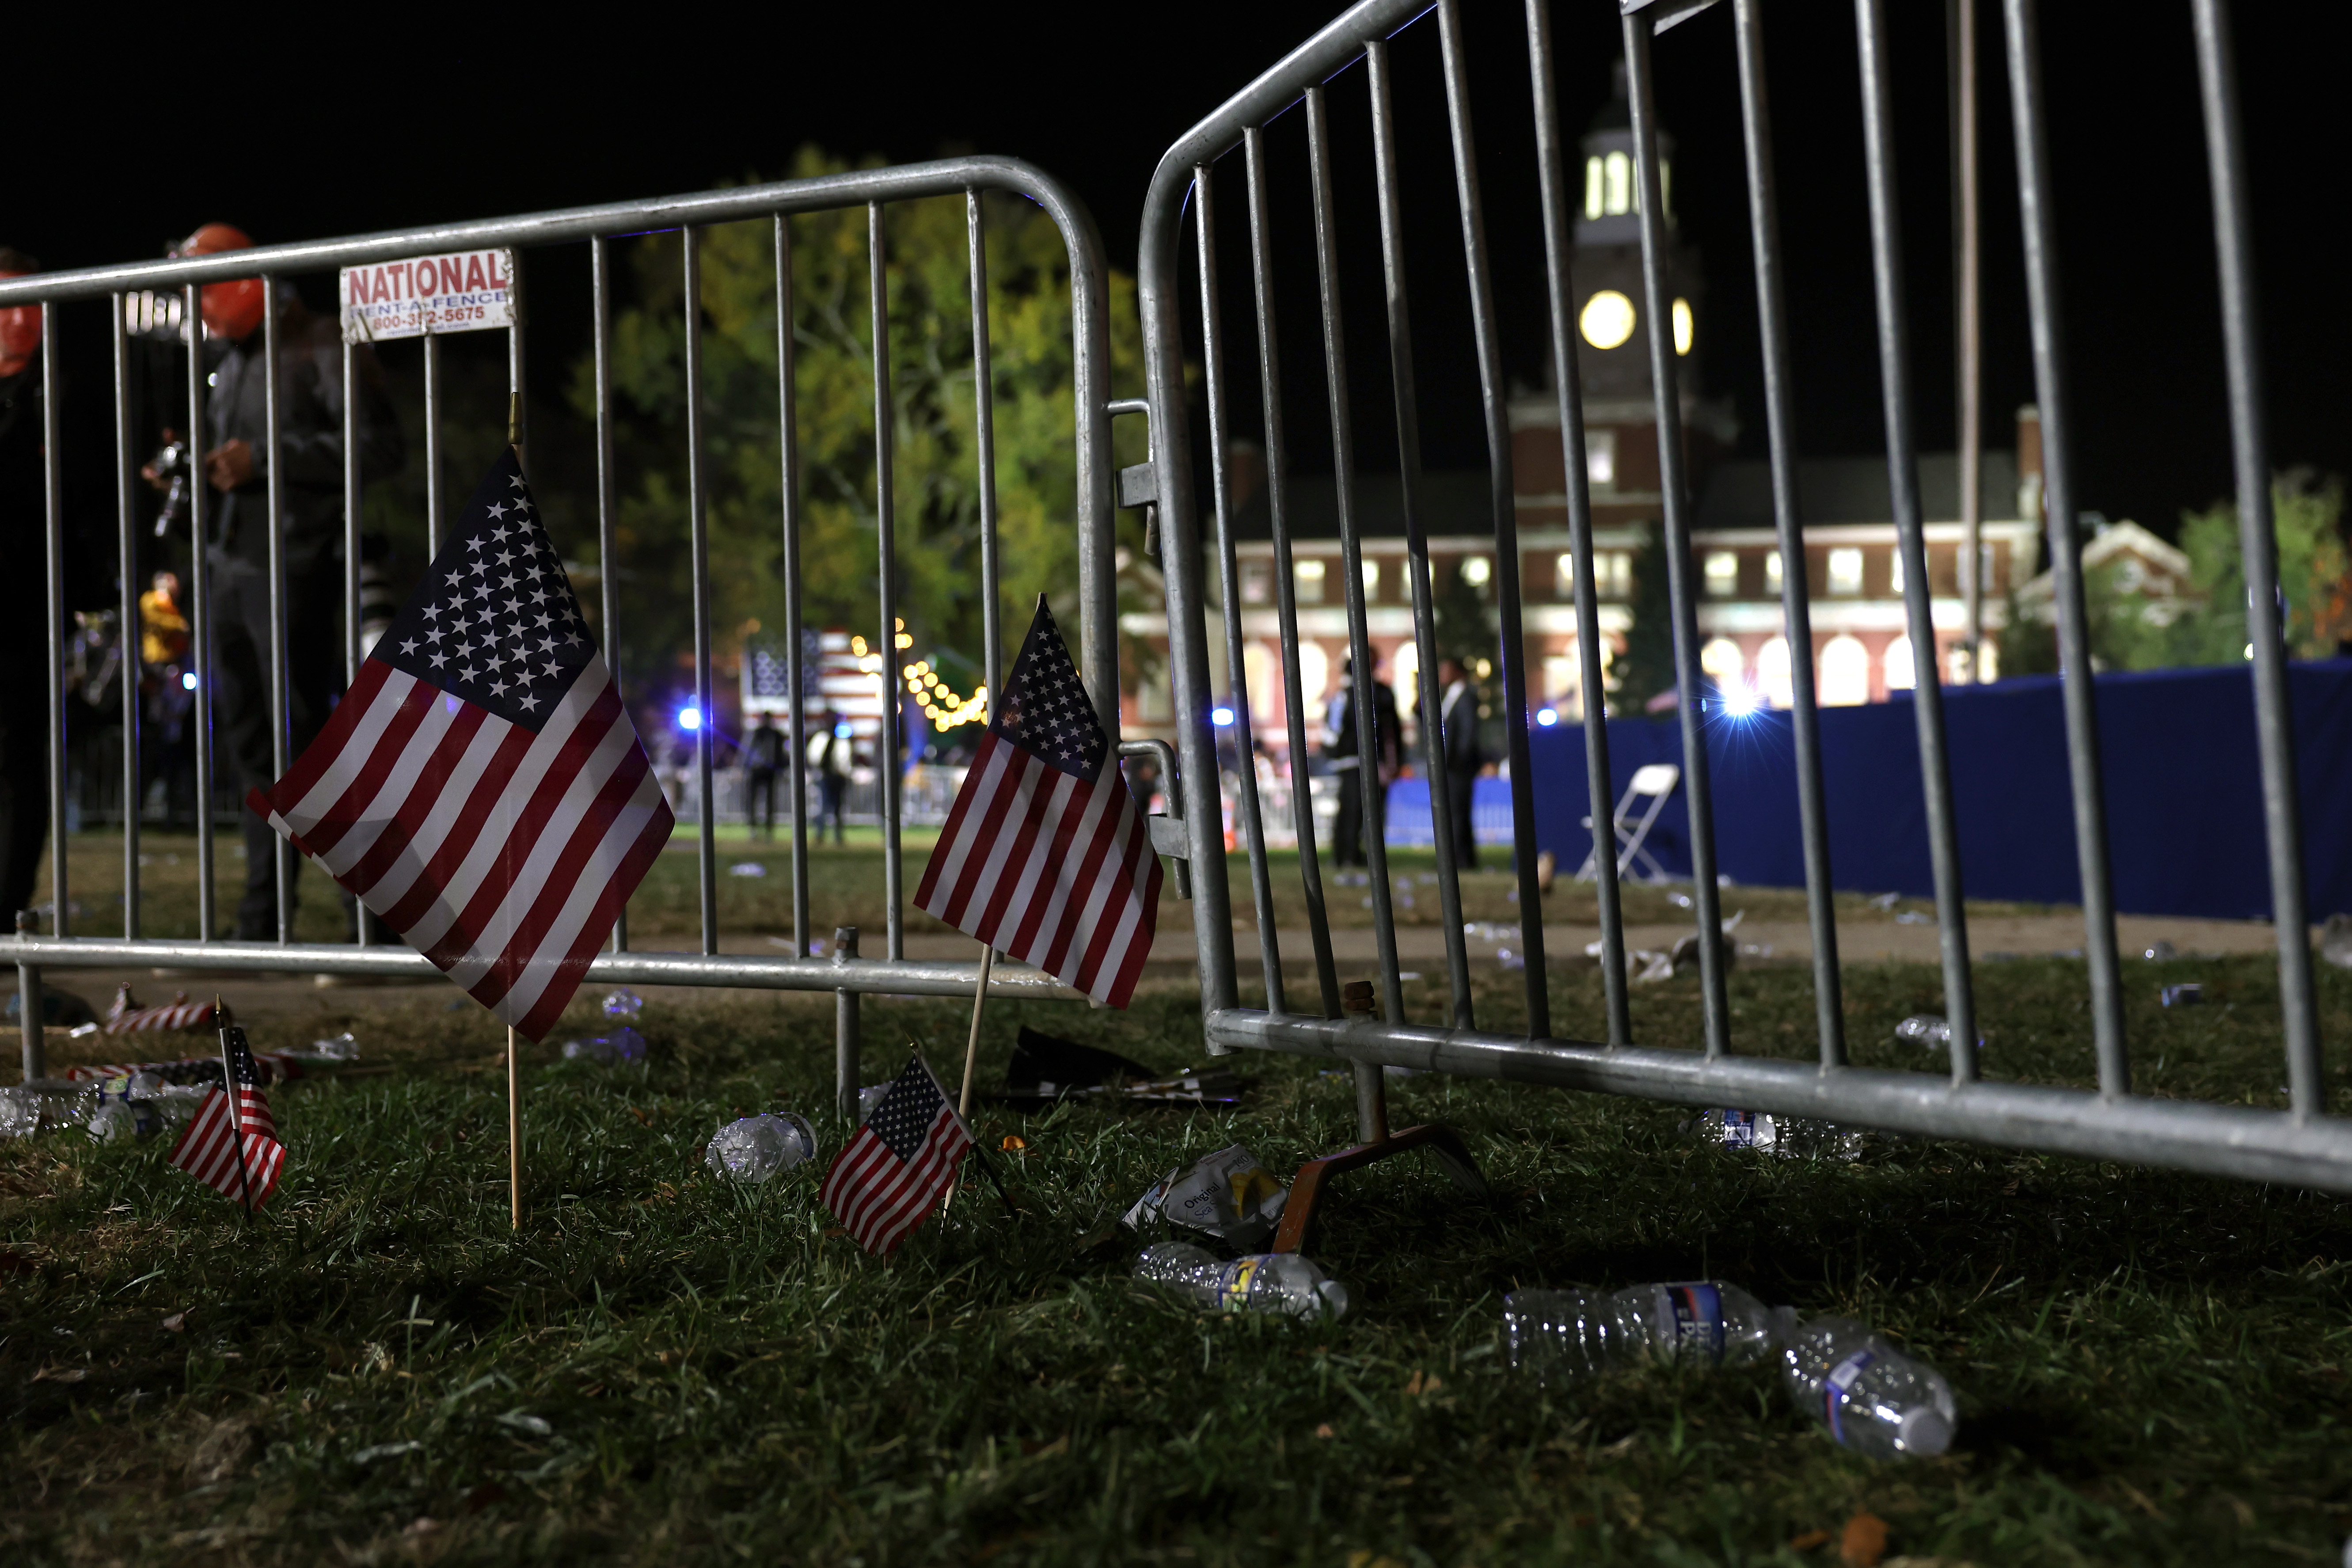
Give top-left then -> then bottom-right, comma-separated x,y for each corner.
1780,1315 -> 1957,1459
1690,1109 -> 1863,1161
1132,1241 -> 1349,1320
602,988 -> 646,1021
561,1025 -> 648,1067
729,861 -> 767,878
703,1112 -> 817,1183
1,1082 -> 98,1139
1503,1280 -> 1782,1385
1895,1015 -> 1986,1055
858,1082 -> 891,1121
307,1031 -> 361,1062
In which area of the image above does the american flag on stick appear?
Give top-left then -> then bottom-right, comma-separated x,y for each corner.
820,1052 -> 976,1255
249,451 -> 673,1039
167,1023 -> 286,1210
913,600 -> 1162,1008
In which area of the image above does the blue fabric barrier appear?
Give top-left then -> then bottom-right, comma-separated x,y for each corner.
1522,659 -> 2352,921
1384,776 -> 1519,848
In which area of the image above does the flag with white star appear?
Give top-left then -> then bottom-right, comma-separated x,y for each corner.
914,598 -> 1162,1007
247,450 -> 673,1039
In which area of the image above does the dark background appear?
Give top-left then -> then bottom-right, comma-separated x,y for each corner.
10,1 -> 2344,581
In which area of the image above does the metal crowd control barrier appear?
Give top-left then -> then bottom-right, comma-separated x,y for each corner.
1140,0 -> 2349,1192
1,158 -> 1139,1116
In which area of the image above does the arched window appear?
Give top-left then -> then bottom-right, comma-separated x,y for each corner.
1391,638 -> 1421,718
1756,636 -> 1793,709
1700,638 -> 1744,683
1820,635 -> 1870,706
1298,642 -> 1330,718
1584,156 -> 1604,220
1603,151 -> 1632,216
1242,643 -> 1274,729
1884,634 -> 1916,691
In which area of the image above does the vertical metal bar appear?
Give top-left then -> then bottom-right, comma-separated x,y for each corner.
506,252 -> 527,462
1245,127 -> 1342,1018
186,286 -> 216,942
1998,0 -> 2123,1090
1949,0 -> 1984,682
968,194 -> 1004,720
1194,163 -> 1290,1014
834,925 -> 861,1121
1857,0 -> 1980,1082
1367,39 -> 1474,1031
1624,19 -> 1730,1057
2190,0 -> 2322,1113
422,330 -> 445,558
592,237 -> 627,954
1436,0 -> 1548,1038
41,308 -> 67,939
14,911 -> 38,1082
1307,84 -> 1406,1141
778,216 -> 809,959
1527,0 -> 1629,1044
870,203 -> 904,962
115,298 -> 141,940
342,338 -> 366,945
682,227 -> 719,957
1734,0 -> 1846,1067
262,277 -> 292,942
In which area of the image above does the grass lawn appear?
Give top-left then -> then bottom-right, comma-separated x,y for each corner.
6,934 -> 2352,1565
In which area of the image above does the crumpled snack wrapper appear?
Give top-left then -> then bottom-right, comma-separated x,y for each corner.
1121,1142 -> 1289,1249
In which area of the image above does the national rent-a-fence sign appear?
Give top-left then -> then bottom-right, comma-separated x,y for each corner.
340,248 -> 517,343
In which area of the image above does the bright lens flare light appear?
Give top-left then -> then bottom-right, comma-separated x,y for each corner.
180,671 -> 198,691
677,707 -> 702,733
1535,707 -> 1559,727
1716,683 -> 1759,719
1211,706 -> 1236,727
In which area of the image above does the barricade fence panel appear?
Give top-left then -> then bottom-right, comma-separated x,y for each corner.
1135,0 -> 2347,1188
1,158 -> 1144,1107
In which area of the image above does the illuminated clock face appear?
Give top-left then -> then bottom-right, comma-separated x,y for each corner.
1580,289 -> 1637,350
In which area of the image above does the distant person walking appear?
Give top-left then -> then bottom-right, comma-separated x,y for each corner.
1323,656 -> 1399,869
1436,657 -> 1482,872
812,709 -> 853,845
744,711 -> 784,840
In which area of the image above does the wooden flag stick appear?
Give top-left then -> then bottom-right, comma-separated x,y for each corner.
507,1025 -> 522,1230
943,945 -> 995,1211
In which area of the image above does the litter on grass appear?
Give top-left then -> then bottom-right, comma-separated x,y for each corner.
1122,1143 -> 1290,1250
561,1026 -> 647,1067
704,1113 -> 817,1182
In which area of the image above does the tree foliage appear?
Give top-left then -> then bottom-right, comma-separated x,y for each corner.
1612,522 -> 1678,713
577,148 -> 1145,702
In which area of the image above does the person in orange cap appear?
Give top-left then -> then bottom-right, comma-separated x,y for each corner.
145,223 -> 406,939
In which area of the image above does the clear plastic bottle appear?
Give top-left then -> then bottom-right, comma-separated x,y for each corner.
602,988 -> 646,1021
1779,1315 -> 1957,1459
1691,1109 -> 1863,1162
1504,1280 -> 1782,1384
1133,1241 -> 1350,1320
1895,1015 -> 1949,1047
561,1025 -> 648,1067
704,1113 -> 818,1183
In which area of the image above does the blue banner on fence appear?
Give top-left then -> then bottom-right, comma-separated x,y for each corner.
1384,776 -> 1518,848
1522,659 -> 2352,922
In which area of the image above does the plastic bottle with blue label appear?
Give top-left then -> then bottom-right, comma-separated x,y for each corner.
1778,1315 -> 1956,1458
1504,1280 -> 1782,1384
1133,1241 -> 1350,1321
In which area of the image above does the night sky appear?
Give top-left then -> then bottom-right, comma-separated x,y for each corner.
12,2 -> 2342,543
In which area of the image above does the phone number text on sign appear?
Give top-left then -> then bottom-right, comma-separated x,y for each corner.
340,249 -> 518,343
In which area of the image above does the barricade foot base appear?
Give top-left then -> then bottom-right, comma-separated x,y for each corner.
1269,1122 -> 1488,1254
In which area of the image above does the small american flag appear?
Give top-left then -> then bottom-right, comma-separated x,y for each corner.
250,450 -> 673,1040
913,600 -> 1161,1007
820,1052 -> 974,1255
167,1025 -> 286,1210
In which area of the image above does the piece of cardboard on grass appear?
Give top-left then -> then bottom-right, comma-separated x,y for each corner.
997,1026 -> 1245,1107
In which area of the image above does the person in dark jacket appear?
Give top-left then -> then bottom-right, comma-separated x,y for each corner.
0,247 -> 49,924
744,711 -> 785,840
1323,655 -> 1399,869
1435,657 -> 1482,871
144,223 -> 405,939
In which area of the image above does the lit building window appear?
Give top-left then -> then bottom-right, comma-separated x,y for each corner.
1756,636 -> 1793,708
1820,635 -> 1870,705
1672,298 -> 1693,356
1890,549 -> 1906,595
1828,547 -> 1864,596
1603,150 -> 1632,215
1298,641 -> 1330,708
1361,557 -> 1381,598
1597,552 -> 1632,599
1586,429 -> 1617,488
1242,643 -> 1273,724
1240,562 -> 1270,604
1884,634 -> 1916,691
1765,550 -> 1783,594
1392,639 -> 1420,717
1295,557 -> 1326,603
1459,554 -> 1492,588
1584,156 -> 1604,220
1555,552 -> 1576,598
1579,290 -> 1636,351
1703,552 -> 1739,597
1700,638 -> 1744,683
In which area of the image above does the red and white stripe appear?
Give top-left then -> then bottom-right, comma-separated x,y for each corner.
913,729 -> 1162,1008
250,652 -> 673,1040
819,1107 -> 973,1256
167,1084 -> 286,1209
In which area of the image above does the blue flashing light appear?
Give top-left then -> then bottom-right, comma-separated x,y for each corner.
180,671 -> 198,691
1211,705 -> 1236,726
677,706 -> 703,733
1535,707 -> 1558,727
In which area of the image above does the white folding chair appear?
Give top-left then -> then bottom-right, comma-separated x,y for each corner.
1577,762 -> 1681,884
